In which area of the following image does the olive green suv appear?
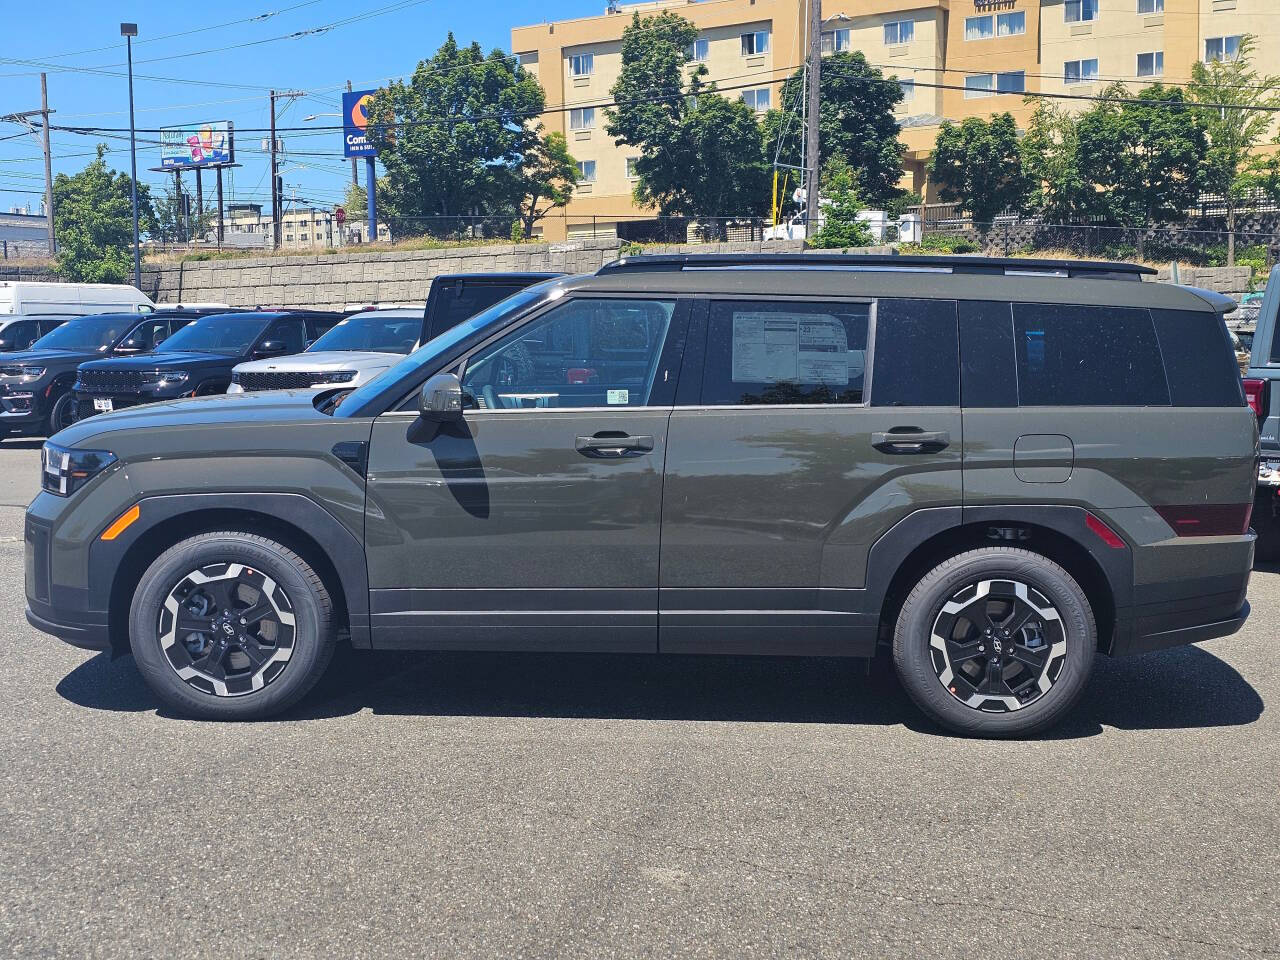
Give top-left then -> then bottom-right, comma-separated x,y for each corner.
25,254 -> 1256,737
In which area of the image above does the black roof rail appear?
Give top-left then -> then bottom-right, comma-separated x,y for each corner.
596,252 -> 1156,280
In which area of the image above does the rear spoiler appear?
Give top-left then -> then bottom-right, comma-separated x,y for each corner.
1179,285 -> 1238,316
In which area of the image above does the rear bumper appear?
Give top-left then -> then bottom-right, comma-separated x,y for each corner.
1112,578 -> 1252,656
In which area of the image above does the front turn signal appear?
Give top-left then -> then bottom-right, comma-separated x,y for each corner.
100,504 -> 140,541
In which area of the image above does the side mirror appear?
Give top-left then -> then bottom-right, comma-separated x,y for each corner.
419,372 -> 463,422
256,339 -> 289,357
116,339 -> 144,354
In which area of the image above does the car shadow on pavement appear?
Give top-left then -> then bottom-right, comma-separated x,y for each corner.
56,642 -> 1263,738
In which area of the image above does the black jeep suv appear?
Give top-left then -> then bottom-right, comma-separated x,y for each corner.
0,310 -> 213,437
74,310 -> 344,418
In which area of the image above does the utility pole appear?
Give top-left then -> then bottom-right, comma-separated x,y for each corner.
804,0 -> 822,240
121,22 -> 141,289
40,74 -> 54,255
269,89 -> 280,250
347,80 -> 358,186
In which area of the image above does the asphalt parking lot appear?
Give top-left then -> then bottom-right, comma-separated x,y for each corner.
0,440 -> 1276,959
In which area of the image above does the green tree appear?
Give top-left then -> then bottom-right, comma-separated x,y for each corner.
606,12 -> 769,234
151,182 -> 214,245
1188,36 -> 1280,265
928,113 -> 1029,227
1020,99 -> 1091,222
809,157 -> 875,249
365,34 -> 545,229
52,144 -> 154,283
514,130 -> 577,238
763,51 -> 906,206
1075,83 -> 1208,252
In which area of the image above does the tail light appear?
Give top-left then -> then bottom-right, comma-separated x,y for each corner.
1154,503 -> 1253,537
1243,377 -> 1266,418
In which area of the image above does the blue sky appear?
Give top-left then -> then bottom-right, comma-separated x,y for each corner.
0,0 -> 601,218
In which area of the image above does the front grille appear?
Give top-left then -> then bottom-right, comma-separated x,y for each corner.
233,370 -> 355,391
75,369 -> 149,393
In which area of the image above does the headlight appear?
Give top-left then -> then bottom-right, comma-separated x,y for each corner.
324,370 -> 358,384
142,370 -> 189,387
41,442 -> 117,497
19,366 -> 45,379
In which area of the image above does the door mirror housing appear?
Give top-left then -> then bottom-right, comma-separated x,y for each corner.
419,372 -> 463,421
116,338 -> 144,354
255,339 -> 289,357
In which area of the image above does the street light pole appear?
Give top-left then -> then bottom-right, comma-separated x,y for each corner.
121,23 -> 141,288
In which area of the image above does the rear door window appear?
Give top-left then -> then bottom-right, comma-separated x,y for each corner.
1152,309 -> 1245,407
1012,303 -> 1170,406
701,300 -> 870,405
958,301 -> 1018,408
871,299 -> 958,406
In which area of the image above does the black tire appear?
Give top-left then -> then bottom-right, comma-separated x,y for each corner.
129,531 -> 336,720
893,547 -> 1096,738
46,390 -> 77,436
1252,491 -> 1280,563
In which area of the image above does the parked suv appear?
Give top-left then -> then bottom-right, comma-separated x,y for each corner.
1243,265 -> 1280,557
73,310 -> 344,418
1,310 -> 212,437
0,314 -> 74,353
25,255 -> 1255,737
228,274 -> 561,395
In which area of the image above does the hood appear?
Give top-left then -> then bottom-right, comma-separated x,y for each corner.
0,348 -> 100,370
79,350 -> 233,372
233,350 -> 401,374
54,389 -> 329,447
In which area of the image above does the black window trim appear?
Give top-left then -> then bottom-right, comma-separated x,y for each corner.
683,293 -> 878,410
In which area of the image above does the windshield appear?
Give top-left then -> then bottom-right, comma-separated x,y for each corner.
159,313 -> 274,355
309,311 -> 422,354
338,282 -> 556,417
29,314 -> 135,353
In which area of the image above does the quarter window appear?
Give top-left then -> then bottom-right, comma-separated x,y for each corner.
884,20 -> 914,45
1153,310 -> 1244,407
741,31 -> 770,56
701,300 -> 869,406
1012,304 -> 1170,407
461,298 -> 677,409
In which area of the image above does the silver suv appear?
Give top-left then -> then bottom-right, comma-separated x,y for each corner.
228,307 -> 420,394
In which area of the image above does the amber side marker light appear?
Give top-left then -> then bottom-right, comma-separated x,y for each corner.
100,504 -> 140,541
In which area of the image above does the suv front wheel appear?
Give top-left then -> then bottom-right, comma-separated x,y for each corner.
129,531 -> 336,720
893,547 -> 1096,738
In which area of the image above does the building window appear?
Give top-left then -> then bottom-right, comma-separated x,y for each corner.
998,12 -> 1026,36
1137,0 -> 1163,12
996,71 -> 1026,94
569,107 -> 595,130
686,38 -> 709,62
569,53 -> 594,77
965,15 -> 993,40
1065,0 -> 1098,23
300,233 -> 309,241
1137,51 -> 1164,77
821,29 -> 851,54
884,20 -> 914,46
626,157 -> 639,179
898,79 -> 915,102
576,160 -> 596,182
1205,36 -> 1242,63
741,30 -> 769,56
741,87 -> 771,112
965,74 -> 994,99
1064,58 -> 1099,84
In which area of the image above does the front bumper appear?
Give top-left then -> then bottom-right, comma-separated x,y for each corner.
73,390 -> 170,419
24,511 -> 111,651
0,387 -> 47,431
25,604 -> 110,651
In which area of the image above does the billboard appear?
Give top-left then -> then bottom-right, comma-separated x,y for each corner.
343,90 -> 377,159
160,121 -> 234,169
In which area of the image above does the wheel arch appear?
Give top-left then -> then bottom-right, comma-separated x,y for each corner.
870,507 -> 1129,655
99,494 -> 368,655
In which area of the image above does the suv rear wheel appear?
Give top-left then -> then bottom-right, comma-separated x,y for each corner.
128,531 -> 335,720
893,547 -> 1095,738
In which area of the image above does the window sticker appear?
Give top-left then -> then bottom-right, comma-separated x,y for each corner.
607,388 -> 630,405
731,313 -> 853,385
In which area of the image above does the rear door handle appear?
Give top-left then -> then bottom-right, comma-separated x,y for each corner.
872,429 -> 950,454
575,433 -> 655,458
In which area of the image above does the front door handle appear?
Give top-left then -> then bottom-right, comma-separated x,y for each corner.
575,432 -> 654,458
872,428 -> 950,454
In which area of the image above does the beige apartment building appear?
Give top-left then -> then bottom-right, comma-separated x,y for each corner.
513,0 -> 1280,241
